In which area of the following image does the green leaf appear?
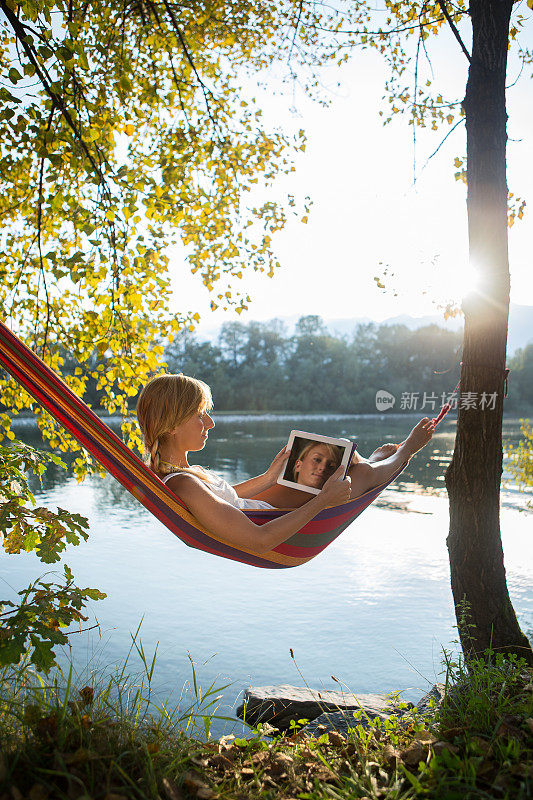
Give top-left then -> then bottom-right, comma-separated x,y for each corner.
78,48 -> 89,70
8,68 -> 22,84
0,639 -> 25,668
401,767 -> 424,791
58,46 -> 74,63
84,588 -> 107,600
22,529 -> 40,552
30,639 -> 56,673
38,45 -> 53,61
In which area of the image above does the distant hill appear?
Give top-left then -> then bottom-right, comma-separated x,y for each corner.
326,313 -> 462,337
196,303 -> 533,355
506,304 -> 533,354
327,303 -> 532,355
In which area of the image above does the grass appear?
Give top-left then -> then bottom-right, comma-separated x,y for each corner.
0,637 -> 532,800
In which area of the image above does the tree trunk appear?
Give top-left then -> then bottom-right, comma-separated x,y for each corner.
445,0 -> 532,664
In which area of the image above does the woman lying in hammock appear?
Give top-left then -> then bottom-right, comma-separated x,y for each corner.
136,374 -> 434,555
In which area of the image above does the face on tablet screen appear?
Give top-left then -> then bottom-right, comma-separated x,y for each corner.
278,431 -> 354,494
292,441 -> 343,489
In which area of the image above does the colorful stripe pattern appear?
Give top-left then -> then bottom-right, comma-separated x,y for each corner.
0,321 -> 405,569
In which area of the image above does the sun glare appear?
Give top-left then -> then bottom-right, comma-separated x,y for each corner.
447,262 -> 481,306
372,254 -> 483,319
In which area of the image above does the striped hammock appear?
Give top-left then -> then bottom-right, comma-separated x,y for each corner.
0,321 -> 406,569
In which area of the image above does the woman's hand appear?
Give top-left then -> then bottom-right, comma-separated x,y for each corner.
263,446 -> 291,486
233,446 -> 291,499
317,466 -> 352,507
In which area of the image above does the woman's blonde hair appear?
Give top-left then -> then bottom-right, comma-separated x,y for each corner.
136,373 -> 213,474
293,442 -> 342,483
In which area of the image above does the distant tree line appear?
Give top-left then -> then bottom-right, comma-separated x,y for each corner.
161,315 -> 533,416
2,315 -> 531,416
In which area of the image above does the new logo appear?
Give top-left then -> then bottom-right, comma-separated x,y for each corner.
375,390 -> 396,412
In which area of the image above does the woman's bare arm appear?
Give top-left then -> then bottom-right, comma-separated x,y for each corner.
232,473 -> 274,497
165,467 -> 350,556
233,447 -> 290,498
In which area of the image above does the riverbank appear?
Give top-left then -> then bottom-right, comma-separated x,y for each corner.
1,648 -> 531,799
7,408 -> 532,425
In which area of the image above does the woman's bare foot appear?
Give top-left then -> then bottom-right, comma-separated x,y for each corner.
368,443 -> 399,462
398,418 -> 435,459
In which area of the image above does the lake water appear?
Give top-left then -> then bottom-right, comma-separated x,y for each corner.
2,414 -> 532,736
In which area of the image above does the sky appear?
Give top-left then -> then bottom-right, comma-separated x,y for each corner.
168,9 -> 533,336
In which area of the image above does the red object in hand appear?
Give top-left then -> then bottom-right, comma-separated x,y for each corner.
432,403 -> 451,427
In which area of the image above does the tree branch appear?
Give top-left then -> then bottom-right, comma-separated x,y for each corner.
36,105 -> 56,356
418,117 -> 466,178
309,9 -> 470,39
288,0 -> 304,63
159,0 -> 218,126
0,0 -> 111,193
412,18 -> 423,181
436,0 -> 471,63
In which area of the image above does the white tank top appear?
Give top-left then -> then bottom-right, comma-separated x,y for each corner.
161,468 -> 274,510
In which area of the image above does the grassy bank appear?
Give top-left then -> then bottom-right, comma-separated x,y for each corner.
1,645 -> 531,800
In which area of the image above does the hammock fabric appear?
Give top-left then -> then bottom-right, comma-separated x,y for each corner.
0,320 -> 407,569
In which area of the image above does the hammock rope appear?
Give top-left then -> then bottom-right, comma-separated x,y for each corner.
0,320 -> 429,569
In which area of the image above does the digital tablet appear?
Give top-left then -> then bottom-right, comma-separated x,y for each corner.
277,430 -> 357,494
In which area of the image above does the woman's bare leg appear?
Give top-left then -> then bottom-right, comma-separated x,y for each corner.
348,418 -> 434,498
352,443 -> 399,465
250,483 -> 314,508
368,443 -> 399,462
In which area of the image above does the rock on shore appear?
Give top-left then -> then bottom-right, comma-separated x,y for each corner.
236,683 -> 445,734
